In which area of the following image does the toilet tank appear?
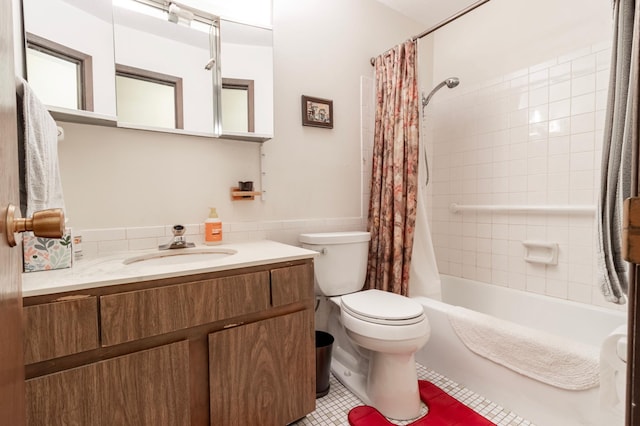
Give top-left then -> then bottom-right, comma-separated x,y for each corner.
299,231 -> 371,296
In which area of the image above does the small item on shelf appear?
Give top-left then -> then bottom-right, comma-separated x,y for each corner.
73,233 -> 83,261
238,181 -> 253,191
204,207 -> 223,245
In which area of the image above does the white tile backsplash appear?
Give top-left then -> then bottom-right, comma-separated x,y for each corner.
128,237 -> 161,251
82,228 -> 127,242
97,239 -> 128,253
76,217 -> 367,258
126,226 -> 166,239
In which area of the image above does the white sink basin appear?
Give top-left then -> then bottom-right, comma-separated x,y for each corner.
123,248 -> 237,266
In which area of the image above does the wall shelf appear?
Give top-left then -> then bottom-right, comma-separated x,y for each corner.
230,188 -> 262,201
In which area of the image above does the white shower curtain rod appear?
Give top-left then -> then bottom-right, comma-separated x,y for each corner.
449,203 -> 596,215
369,0 -> 491,66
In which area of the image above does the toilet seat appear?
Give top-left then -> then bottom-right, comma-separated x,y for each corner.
341,289 -> 426,326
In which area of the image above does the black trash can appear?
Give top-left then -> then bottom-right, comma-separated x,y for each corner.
315,330 -> 334,398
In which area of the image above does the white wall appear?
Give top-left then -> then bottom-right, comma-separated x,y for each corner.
429,0 -> 613,88
56,0 -> 423,233
421,0 -> 619,309
264,0 -> 422,220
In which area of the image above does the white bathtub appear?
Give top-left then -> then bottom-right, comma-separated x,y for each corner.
413,275 -> 627,426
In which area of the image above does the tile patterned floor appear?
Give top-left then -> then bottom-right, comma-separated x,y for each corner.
293,363 -> 536,426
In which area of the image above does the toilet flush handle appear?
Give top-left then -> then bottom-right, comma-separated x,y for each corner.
307,247 -> 327,255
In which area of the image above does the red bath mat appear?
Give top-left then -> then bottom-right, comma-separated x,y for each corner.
348,380 -> 496,426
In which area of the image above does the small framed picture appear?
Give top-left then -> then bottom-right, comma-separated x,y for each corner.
301,95 -> 333,129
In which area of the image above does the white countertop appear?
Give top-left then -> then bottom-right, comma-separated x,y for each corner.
22,240 -> 318,298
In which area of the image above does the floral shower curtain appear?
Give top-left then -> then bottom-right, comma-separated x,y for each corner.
365,40 -> 419,296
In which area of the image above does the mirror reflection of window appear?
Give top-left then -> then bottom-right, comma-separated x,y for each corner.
115,64 -> 184,129
219,19 -> 273,137
222,78 -> 254,133
25,33 -> 93,111
112,1 -> 218,134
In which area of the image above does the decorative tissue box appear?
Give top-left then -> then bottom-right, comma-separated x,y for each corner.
23,229 -> 72,272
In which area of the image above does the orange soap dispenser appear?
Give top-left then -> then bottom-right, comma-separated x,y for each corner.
204,207 -> 222,245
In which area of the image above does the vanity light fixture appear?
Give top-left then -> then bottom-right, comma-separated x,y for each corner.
168,3 -> 193,25
113,0 -> 214,33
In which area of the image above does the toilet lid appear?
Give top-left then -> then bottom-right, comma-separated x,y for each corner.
341,289 -> 426,326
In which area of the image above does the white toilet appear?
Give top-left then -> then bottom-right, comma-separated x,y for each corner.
300,231 -> 430,421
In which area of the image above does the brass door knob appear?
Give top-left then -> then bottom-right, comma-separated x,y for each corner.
5,204 -> 65,247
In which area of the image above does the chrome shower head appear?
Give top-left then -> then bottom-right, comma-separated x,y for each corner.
422,77 -> 460,108
445,77 -> 460,88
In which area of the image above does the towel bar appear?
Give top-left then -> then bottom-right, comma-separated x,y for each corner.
450,203 -> 595,215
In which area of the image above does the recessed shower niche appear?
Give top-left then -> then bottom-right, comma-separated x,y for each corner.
21,0 -> 274,142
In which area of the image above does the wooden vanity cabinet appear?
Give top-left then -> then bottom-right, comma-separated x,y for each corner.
22,260 -> 315,426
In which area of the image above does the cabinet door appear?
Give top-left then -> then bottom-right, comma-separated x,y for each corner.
26,340 -> 190,426
209,310 -> 315,425
270,263 -> 314,307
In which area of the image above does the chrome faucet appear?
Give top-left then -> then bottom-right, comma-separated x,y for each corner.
159,225 -> 195,250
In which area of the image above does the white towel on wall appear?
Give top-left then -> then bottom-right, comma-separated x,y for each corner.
18,77 -> 65,216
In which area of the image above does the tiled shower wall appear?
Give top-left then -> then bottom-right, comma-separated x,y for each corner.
425,41 -> 622,309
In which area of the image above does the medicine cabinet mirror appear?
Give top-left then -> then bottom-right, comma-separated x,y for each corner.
21,0 -> 274,142
22,0 -> 117,123
112,0 -> 220,134
219,19 -> 273,139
